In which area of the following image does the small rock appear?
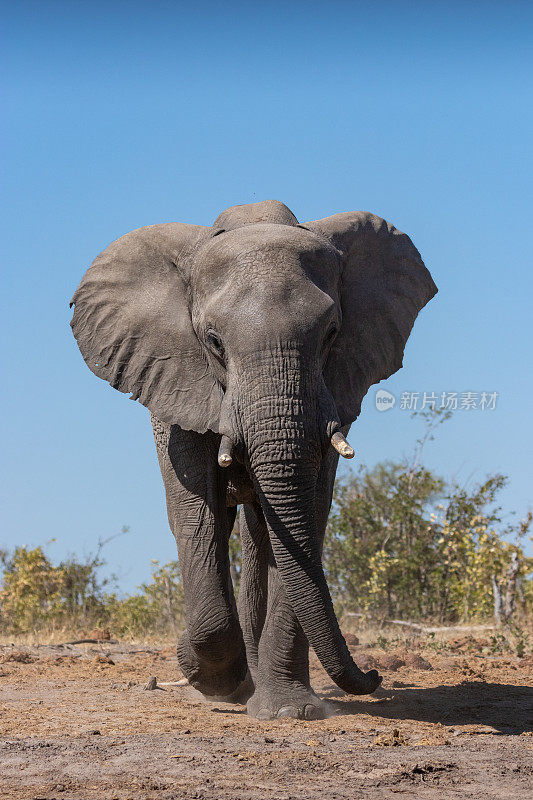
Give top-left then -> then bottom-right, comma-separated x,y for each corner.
379,653 -> 406,671
373,728 -> 408,747
344,633 -> 360,647
94,654 -> 115,665
90,729 -> 101,736
357,654 -> 378,671
404,653 -> 432,670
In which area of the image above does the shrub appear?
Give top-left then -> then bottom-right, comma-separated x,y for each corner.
0,539 -> 185,637
323,413 -> 532,623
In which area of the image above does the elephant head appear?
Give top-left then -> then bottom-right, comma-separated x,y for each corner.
70,199 -> 437,695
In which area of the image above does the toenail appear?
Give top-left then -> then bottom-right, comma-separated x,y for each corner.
303,704 -> 321,720
277,705 -> 299,718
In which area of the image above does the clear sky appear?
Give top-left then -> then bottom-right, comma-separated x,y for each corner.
2,1 -> 532,593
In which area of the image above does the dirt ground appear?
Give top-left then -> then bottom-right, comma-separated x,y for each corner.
0,631 -> 531,800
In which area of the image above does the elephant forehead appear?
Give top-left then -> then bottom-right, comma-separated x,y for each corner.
198,280 -> 338,352
195,243 -> 341,345
193,223 -> 340,295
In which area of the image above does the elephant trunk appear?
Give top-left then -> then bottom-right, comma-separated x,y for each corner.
252,460 -> 379,694
238,351 -> 380,695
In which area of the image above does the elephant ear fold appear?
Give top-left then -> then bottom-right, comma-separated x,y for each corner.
70,223 -> 223,432
306,212 -> 437,426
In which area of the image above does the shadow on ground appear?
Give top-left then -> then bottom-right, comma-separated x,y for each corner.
324,681 -> 533,734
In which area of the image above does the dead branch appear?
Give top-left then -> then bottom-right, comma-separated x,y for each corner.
504,551 -> 520,620
342,612 -> 495,634
62,638 -> 120,645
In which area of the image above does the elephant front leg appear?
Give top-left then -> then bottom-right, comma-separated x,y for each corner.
176,518 -> 248,698
155,423 -> 248,697
246,565 -> 326,720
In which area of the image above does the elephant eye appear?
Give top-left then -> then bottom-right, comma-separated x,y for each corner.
206,330 -> 225,359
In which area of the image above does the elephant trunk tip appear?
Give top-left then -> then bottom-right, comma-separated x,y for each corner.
331,431 -> 355,459
218,435 -> 233,467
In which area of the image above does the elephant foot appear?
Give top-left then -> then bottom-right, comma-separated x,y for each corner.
177,632 -> 248,698
203,670 -> 255,705
247,683 -> 327,720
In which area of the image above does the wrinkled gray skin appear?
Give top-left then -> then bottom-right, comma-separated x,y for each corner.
70,200 -> 437,719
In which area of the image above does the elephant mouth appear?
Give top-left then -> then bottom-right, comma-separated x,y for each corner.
216,370 -> 355,470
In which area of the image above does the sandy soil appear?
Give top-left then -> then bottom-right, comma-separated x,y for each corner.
0,634 -> 531,799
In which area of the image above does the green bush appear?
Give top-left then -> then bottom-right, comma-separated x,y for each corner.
323,414 -> 532,623
109,559 -> 184,637
0,540 -> 185,637
0,544 -> 110,634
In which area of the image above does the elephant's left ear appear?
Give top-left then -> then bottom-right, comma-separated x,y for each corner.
70,222 -> 223,431
305,212 -> 437,426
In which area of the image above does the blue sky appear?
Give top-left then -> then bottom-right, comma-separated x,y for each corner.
2,1 -> 532,593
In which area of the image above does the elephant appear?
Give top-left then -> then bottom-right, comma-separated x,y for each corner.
70,199 -> 437,720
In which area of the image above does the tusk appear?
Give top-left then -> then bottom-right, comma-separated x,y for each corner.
218,435 -> 233,467
331,431 -> 355,459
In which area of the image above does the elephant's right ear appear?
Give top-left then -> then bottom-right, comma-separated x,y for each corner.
70,223 -> 223,432
306,212 -> 437,426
